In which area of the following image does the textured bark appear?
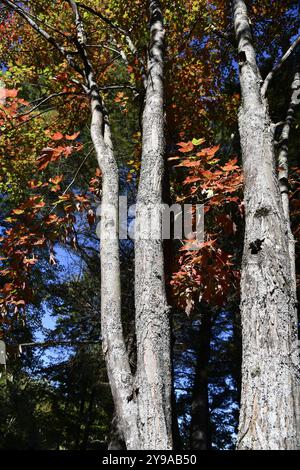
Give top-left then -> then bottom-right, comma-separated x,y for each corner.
86,33 -> 140,456
190,313 -> 212,450
233,0 -> 299,450
134,0 -> 172,450
67,1 -> 140,450
108,412 -> 126,450
277,69 -> 299,291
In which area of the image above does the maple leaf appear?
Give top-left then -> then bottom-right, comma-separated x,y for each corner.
192,138 -> 205,146
33,238 -> 46,246
183,176 -> 201,184
221,158 -> 239,172
177,141 -> 194,153
63,146 -> 73,157
37,147 -> 54,170
196,145 -> 220,159
178,160 -> 201,167
27,180 -> 44,189
75,194 -> 89,203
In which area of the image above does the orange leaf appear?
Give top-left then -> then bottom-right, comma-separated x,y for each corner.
12,208 -> 24,215
51,132 -> 64,141
221,157 -> 239,172
23,258 -> 37,266
65,131 -> 80,140
177,141 -> 194,153
196,145 -> 220,159
49,175 -> 64,185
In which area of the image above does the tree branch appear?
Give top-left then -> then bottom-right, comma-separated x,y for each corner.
17,91 -> 82,118
261,34 -> 300,98
2,0 -> 84,77
19,339 -> 101,348
77,2 -> 147,87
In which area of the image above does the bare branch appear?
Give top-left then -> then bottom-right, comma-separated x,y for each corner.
61,146 -> 94,197
261,34 -> 300,97
17,91 -> 82,118
19,339 -> 101,348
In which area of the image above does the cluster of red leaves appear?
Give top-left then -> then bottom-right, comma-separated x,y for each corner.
170,140 -> 243,314
0,180 -> 99,318
37,130 -> 81,171
0,115 -> 102,317
0,88 -> 30,126
114,91 -> 129,114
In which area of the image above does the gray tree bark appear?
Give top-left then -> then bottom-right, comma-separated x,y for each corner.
79,0 -> 172,449
277,68 -> 299,291
134,0 -> 173,449
69,2 -> 140,450
233,0 -> 299,450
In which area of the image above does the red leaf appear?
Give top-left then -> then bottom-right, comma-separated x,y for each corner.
178,160 -> 201,167
177,141 -> 194,153
221,157 -> 239,172
196,145 -> 220,159
65,131 -> 80,140
184,176 -> 201,184
51,132 -> 64,141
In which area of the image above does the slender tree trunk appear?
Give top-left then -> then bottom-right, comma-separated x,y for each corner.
88,52 -> 140,453
190,312 -> 212,450
66,2 -> 141,450
233,0 -> 299,450
134,0 -> 173,449
277,68 -> 300,291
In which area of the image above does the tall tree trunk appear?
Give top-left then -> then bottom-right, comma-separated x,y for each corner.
67,1 -> 140,450
232,0 -> 299,450
88,41 -> 140,454
190,312 -> 212,450
134,0 -> 173,449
